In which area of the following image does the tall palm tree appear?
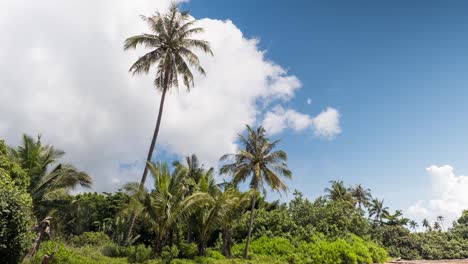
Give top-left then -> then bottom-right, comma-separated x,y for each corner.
437,215 -> 444,230
220,125 -> 292,258
124,3 -> 213,241
368,198 -> 389,224
422,218 -> 431,231
349,184 -> 372,210
408,220 -> 419,231
324,180 -> 353,205
10,134 -> 92,219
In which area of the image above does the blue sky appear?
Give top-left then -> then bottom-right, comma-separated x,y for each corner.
183,0 -> 468,215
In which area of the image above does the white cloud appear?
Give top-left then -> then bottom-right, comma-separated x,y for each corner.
0,0 -> 339,191
312,107 -> 341,139
407,165 -> 468,227
262,106 -> 341,139
307,98 -> 312,105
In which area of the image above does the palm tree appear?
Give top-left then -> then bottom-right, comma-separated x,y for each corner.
10,134 -> 92,219
437,215 -> 444,230
422,218 -> 431,231
124,3 -> 213,241
408,220 -> 419,231
368,198 -> 389,224
192,172 -> 244,256
433,221 -> 442,231
220,125 -> 292,258
324,180 -> 353,205
123,162 -> 207,253
349,184 -> 372,210
385,210 -> 409,226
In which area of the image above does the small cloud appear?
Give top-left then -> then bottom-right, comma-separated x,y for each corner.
307,98 -> 312,105
261,105 -> 341,139
312,107 -> 341,139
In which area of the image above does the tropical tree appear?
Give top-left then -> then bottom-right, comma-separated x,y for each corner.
124,3 -> 213,241
192,173 -> 244,256
408,220 -> 419,231
385,210 -> 409,226
422,218 -> 431,231
368,198 -> 389,224
433,221 -> 442,231
220,125 -> 292,258
123,162 -> 207,253
437,215 -> 444,230
349,184 -> 372,209
9,134 -> 92,219
324,180 -> 353,205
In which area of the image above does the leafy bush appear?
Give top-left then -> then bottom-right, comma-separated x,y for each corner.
70,231 -> 111,247
126,244 -> 152,263
161,245 -> 179,263
28,241 -> 128,264
178,242 -> 198,259
0,141 -> 34,264
232,235 -> 387,264
206,249 -> 225,260
232,236 -> 293,258
102,243 -> 152,263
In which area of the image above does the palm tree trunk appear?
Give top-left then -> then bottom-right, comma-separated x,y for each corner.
222,227 -> 233,258
125,71 -> 170,245
243,194 -> 256,259
198,235 -> 207,256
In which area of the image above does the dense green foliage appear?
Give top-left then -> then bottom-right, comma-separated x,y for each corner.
0,140 -> 34,264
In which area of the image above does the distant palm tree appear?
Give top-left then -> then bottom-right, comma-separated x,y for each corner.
325,180 -> 353,205
10,134 -> 92,219
220,125 -> 292,258
437,215 -> 444,230
124,3 -> 213,242
385,210 -> 409,226
408,220 -> 419,231
422,218 -> 431,231
368,198 -> 389,224
349,184 -> 372,209
433,221 -> 442,231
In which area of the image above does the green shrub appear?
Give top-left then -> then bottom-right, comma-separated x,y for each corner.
206,249 -> 225,260
232,236 -> 293,258
127,244 -> 152,263
28,241 -> 127,264
161,245 -> 179,263
101,243 -> 126,258
0,150 -> 34,264
178,242 -> 198,259
70,231 -> 111,247
101,243 -> 152,263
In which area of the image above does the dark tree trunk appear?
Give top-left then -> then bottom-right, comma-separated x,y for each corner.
125,70 -> 171,245
243,194 -> 256,259
222,227 -> 233,258
198,236 -> 207,256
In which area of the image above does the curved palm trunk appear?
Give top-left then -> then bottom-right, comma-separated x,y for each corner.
125,77 -> 169,245
243,193 -> 256,259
